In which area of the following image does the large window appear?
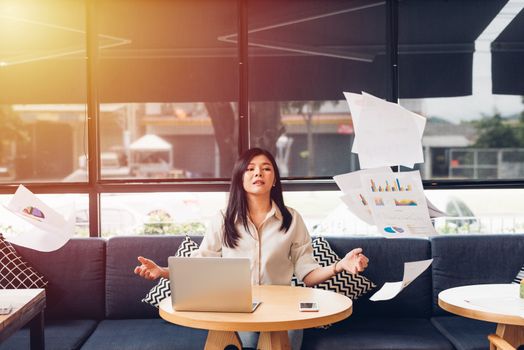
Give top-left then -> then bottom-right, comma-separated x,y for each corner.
0,0 -> 86,183
1,0 -> 524,237
399,0 -> 524,181
248,0 -> 387,177
96,0 -> 239,180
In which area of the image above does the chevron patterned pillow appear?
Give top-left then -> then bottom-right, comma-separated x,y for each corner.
513,264 -> 524,284
292,236 -> 376,300
141,236 -> 199,308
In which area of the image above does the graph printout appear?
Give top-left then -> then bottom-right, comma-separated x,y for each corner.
334,167 -> 393,225
4,185 -> 73,252
334,167 -> 393,194
360,170 -> 437,236
340,193 -> 375,225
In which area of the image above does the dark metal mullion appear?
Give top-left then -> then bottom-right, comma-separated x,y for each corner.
386,0 -> 399,102
5,178 -> 524,197
238,0 -> 249,154
86,0 -> 101,237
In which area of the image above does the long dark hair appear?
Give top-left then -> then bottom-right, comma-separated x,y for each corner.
223,148 -> 292,248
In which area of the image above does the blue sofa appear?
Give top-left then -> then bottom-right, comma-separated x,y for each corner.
1,234 -> 523,350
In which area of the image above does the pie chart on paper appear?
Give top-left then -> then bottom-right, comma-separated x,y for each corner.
384,226 -> 405,234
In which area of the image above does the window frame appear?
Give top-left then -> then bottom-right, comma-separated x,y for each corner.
2,0 -> 524,238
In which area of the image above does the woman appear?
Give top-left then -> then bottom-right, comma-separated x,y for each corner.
135,147 -> 369,349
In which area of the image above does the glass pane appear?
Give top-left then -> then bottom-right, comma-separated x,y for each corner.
284,191 -> 377,236
288,189 -> 524,236
477,168 -> 498,179
0,193 -> 89,237
99,192 -> 227,237
399,0 -> 524,181
427,188 -> 524,234
0,0 -> 87,183
88,189 -> 524,237
96,0 -> 238,180
477,150 -> 497,165
248,0 -> 387,177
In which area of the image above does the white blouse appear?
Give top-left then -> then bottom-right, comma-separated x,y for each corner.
191,202 -> 320,285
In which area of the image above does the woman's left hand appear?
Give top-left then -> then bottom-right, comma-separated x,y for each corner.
337,248 -> 369,274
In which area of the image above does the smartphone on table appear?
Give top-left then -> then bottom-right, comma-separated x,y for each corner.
299,302 -> 319,312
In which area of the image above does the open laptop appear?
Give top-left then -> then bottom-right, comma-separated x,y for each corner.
168,257 -> 261,313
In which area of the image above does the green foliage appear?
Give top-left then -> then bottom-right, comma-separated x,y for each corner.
141,221 -> 206,235
0,106 -> 28,141
75,226 -> 90,238
439,221 -> 474,234
0,106 -> 29,165
473,98 -> 524,148
472,113 -> 521,148
280,100 -> 338,115
0,224 -> 14,236
140,211 -> 206,235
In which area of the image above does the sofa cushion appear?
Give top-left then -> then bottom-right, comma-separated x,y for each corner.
302,317 -> 454,350
105,235 -> 203,319
80,319 -> 207,350
431,234 -> 524,315
0,233 -> 47,289
292,236 -> 376,299
0,319 -> 98,350
14,238 -> 106,320
326,236 -> 433,318
431,316 -> 496,350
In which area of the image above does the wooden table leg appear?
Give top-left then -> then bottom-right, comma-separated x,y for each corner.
29,311 -> 45,350
204,330 -> 242,350
496,324 -> 524,348
258,331 -> 291,350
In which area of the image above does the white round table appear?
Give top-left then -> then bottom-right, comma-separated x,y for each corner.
438,284 -> 524,348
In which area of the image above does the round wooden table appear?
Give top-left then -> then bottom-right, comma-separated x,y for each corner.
438,284 -> 524,349
159,285 -> 352,350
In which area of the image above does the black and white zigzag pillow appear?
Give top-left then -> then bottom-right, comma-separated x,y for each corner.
141,236 -> 199,308
292,236 -> 376,300
513,264 -> 524,284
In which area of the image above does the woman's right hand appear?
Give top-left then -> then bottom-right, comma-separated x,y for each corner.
134,256 -> 166,281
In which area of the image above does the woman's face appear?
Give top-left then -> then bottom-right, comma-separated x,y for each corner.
242,154 -> 276,197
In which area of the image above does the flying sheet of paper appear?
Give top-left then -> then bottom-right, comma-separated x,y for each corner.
340,193 -> 374,225
334,167 -> 392,194
361,92 -> 426,169
362,92 -> 427,140
343,91 -> 426,169
334,167 -> 393,226
360,170 -> 437,236
4,185 -> 73,252
425,197 -> 448,218
357,93 -> 424,169
343,92 -> 364,154
370,259 -> 433,301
